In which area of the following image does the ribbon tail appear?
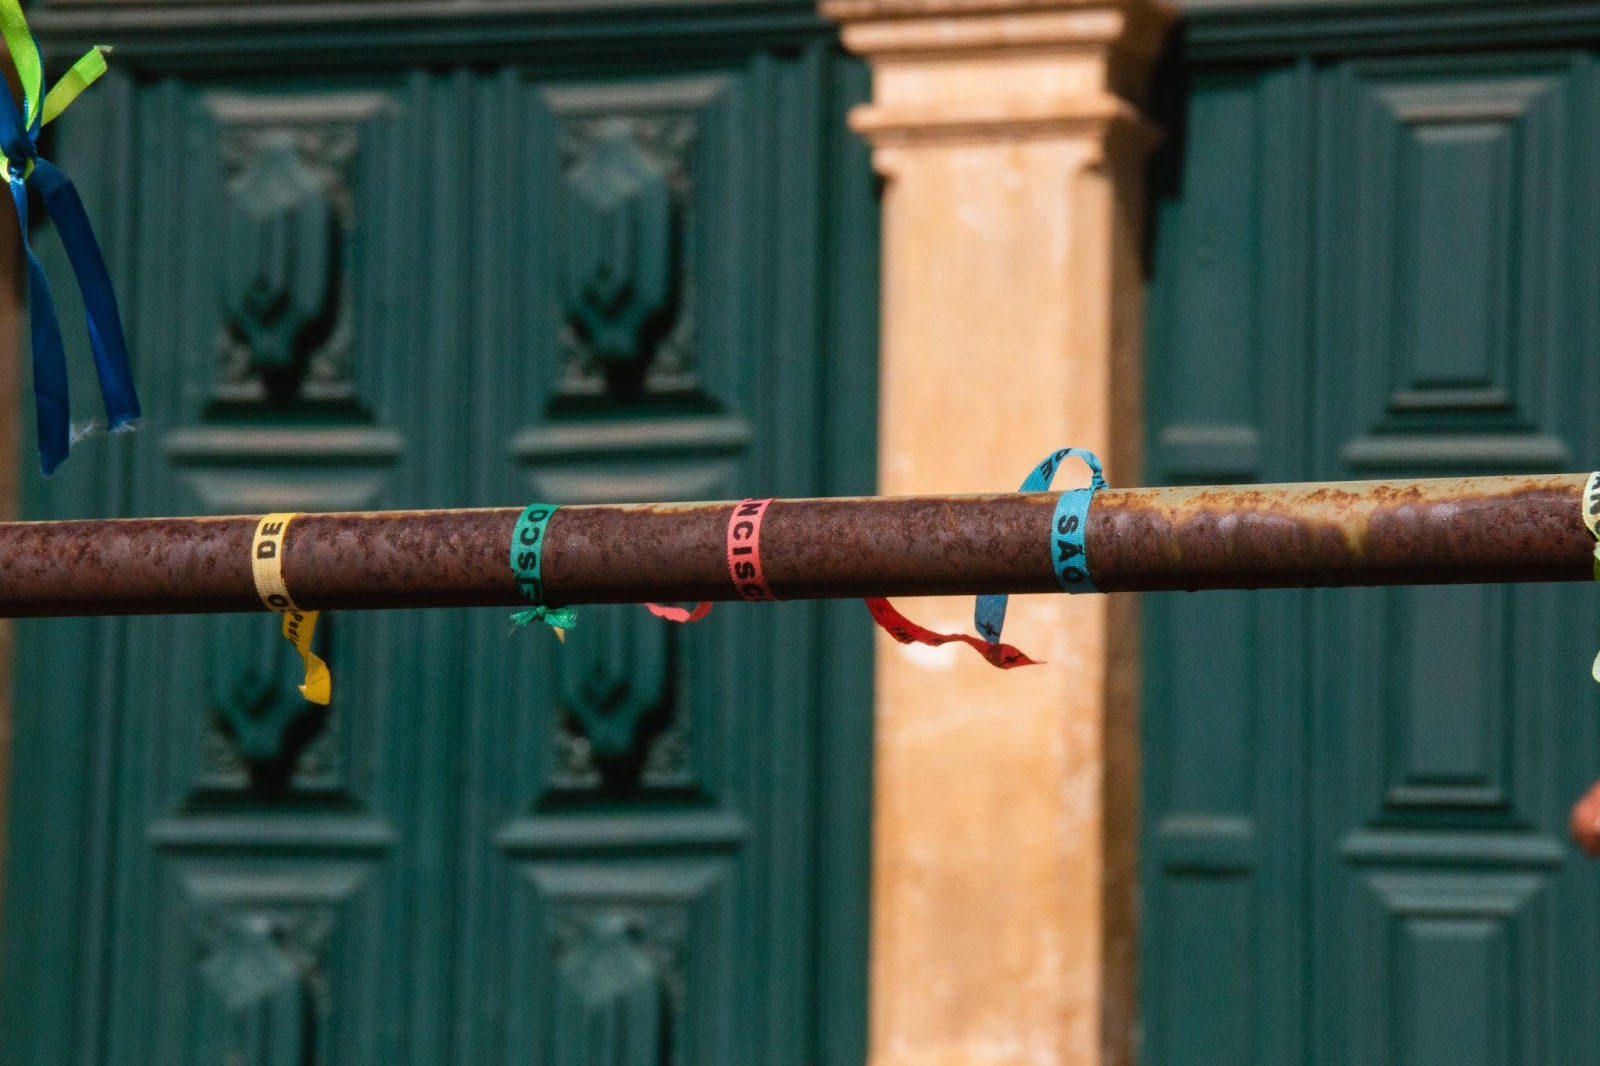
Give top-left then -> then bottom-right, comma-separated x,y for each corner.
865,598 -> 1040,670
30,158 -> 139,430
0,0 -> 43,131
282,609 -> 331,706
973,593 -> 1008,645
25,248 -> 68,474
646,602 -> 713,624
11,179 -> 69,474
42,49 -> 109,127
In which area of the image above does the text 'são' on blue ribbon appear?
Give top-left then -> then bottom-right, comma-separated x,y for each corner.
974,447 -> 1105,646
0,1 -> 139,475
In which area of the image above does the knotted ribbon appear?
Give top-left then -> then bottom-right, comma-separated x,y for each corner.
510,503 -> 578,639
0,2 -> 139,475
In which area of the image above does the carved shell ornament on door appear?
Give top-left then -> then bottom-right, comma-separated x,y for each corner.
563,119 -> 675,389
219,133 -> 340,401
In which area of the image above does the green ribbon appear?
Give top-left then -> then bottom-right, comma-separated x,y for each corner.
512,604 -> 579,630
509,503 -> 577,636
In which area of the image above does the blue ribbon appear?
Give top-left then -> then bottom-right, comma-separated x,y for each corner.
0,52 -> 139,475
974,447 -> 1105,645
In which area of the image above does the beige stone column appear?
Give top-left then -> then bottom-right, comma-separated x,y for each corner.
819,1 -> 1171,1064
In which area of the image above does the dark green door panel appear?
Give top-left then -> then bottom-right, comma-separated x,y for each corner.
1307,52 -> 1596,1066
0,13 -> 877,1066
1144,49 -> 1600,1066
1142,63 -> 1315,1066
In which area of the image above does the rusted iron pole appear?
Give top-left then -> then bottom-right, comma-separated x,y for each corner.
0,472 -> 1589,618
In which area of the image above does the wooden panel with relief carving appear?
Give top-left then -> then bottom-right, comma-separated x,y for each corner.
1,14 -> 877,1066
1144,44 -> 1600,1066
455,54 -> 877,1064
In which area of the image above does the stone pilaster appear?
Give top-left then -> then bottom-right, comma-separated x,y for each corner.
819,1 -> 1172,1063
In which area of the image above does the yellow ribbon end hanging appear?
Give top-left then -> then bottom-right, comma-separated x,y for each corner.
251,512 -> 332,706
41,47 -> 110,127
0,0 -> 44,129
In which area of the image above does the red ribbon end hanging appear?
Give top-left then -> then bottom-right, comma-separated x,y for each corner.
864,598 -> 1040,670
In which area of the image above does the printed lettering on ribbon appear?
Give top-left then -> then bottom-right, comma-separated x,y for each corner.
510,503 -> 577,637
647,497 -> 781,622
973,447 -> 1105,646
860,447 -> 1103,670
251,512 -> 331,706
727,497 -> 778,602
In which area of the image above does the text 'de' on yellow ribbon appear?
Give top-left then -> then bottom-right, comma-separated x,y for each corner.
251,512 -> 331,705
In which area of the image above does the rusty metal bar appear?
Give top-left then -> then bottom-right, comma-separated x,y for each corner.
0,472 -> 1589,618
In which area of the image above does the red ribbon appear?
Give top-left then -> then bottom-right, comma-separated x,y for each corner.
725,497 -> 777,602
863,597 -> 1040,670
647,496 -> 1041,668
647,497 -> 780,623
644,601 -> 714,623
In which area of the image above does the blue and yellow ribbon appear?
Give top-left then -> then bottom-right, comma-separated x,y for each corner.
0,3 -> 139,475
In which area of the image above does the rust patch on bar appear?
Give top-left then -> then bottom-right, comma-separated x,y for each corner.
1090,474 -> 1593,591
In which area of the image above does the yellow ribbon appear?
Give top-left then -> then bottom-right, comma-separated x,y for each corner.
0,0 -> 42,129
0,0 -> 107,130
41,47 -> 108,127
251,512 -> 331,706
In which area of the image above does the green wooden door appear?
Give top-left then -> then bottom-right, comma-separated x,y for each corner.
1143,16 -> 1600,1065
0,5 -> 878,1065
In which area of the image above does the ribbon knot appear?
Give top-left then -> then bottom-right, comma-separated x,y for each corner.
0,4 -> 140,474
511,605 -> 580,633
2,140 -> 35,180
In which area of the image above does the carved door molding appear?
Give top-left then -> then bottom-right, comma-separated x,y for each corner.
0,11 -> 878,1066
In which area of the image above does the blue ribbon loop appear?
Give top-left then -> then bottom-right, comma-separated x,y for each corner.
974,447 -> 1106,645
0,52 -> 139,475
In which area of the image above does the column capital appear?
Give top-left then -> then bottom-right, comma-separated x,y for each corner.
822,0 -> 1173,149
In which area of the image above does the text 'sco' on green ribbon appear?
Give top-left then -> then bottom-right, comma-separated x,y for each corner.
509,503 -> 577,636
